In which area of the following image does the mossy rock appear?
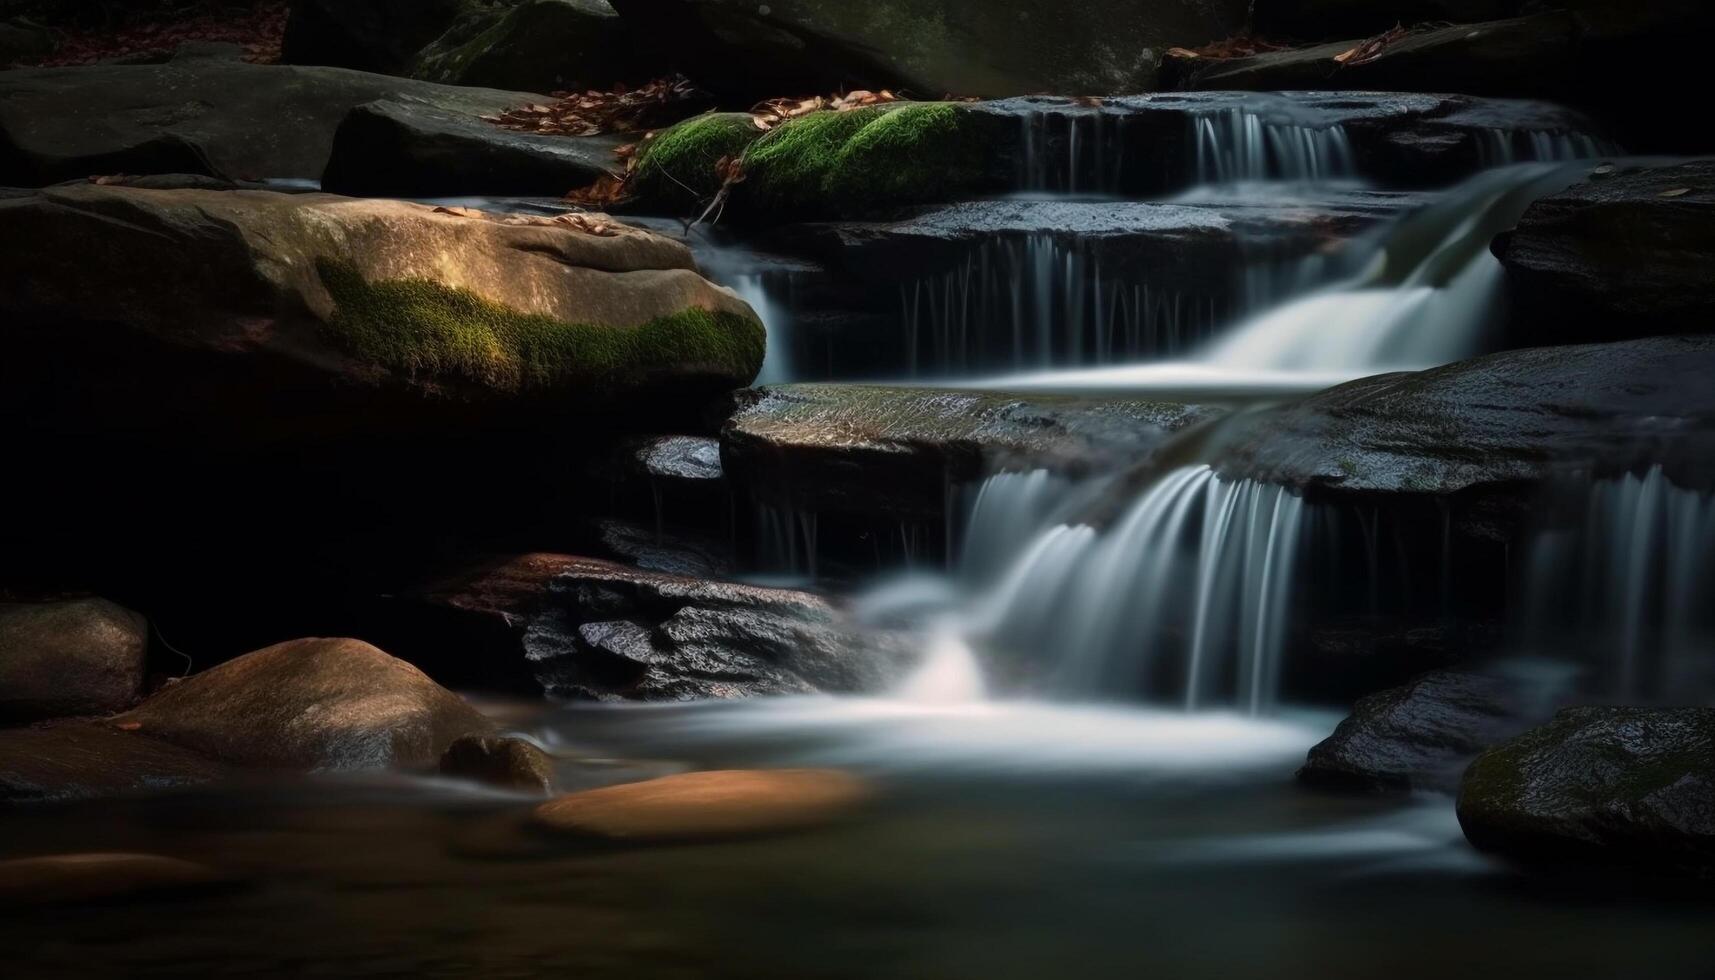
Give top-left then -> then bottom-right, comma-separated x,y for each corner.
630,112 -> 764,210
737,102 -> 1003,219
318,258 -> 764,396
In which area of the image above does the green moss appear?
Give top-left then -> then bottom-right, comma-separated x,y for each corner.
739,102 -> 995,218
315,259 -> 764,394
631,112 -> 764,209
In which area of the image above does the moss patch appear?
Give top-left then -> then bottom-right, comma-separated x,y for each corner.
631,112 -> 763,209
316,259 -> 764,394
739,102 -> 996,218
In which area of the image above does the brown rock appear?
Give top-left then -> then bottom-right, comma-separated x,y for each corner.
440,734 -> 555,794
0,598 -> 147,722
114,638 -> 492,772
0,722 -> 229,804
532,769 -> 871,841
0,853 -> 233,908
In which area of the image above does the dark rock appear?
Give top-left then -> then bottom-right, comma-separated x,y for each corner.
0,853 -> 234,907
636,435 -> 724,484
440,734 -> 555,794
0,20 -> 55,64
723,385 -> 1222,520
1254,0 -> 1521,39
113,638 -> 493,771
0,722 -> 229,804
532,768 -> 871,841
1458,706 -> 1715,874
0,60 -> 537,184
322,98 -> 626,197
1495,159 -> 1715,346
1300,669 -> 1551,793
413,0 -> 651,93
606,0 -> 1250,98
597,520 -> 734,579
0,598 -> 147,723
0,184 -> 762,437
1290,617 -> 1504,705
1207,336 -> 1715,498
283,0 -> 470,75
414,554 -> 921,700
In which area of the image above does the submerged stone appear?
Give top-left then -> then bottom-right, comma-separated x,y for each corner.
532,769 -> 871,841
0,853 -> 233,908
440,734 -> 556,794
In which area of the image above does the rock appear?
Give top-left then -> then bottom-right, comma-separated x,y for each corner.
1458,706 -> 1715,874
1207,336 -> 1715,498
0,185 -> 763,435
0,60 -> 538,184
0,20 -> 55,64
1254,0 -> 1521,39
596,521 -> 734,579
635,435 -> 724,484
723,385 -> 1221,521
532,769 -> 871,841
1170,4 -> 1715,153
606,0 -> 1250,98
0,598 -> 147,722
0,854 -> 232,908
1300,670 -> 1547,793
440,734 -> 555,794
412,554 -> 921,700
283,0 -> 471,75
1495,159 -> 1715,346
413,0 -> 651,93
112,638 -> 492,771
0,723 -> 230,804
627,95 -> 1606,219
322,98 -> 627,196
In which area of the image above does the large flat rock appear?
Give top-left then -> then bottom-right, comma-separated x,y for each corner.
0,59 -> 538,183
0,723 -> 230,804
1495,158 -> 1715,345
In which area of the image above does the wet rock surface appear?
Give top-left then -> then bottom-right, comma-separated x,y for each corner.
723,385 -> 1221,520
1495,158 -> 1715,346
113,638 -> 493,772
532,768 -> 871,841
1458,706 -> 1715,874
0,60 -> 537,183
440,734 -> 556,794
412,0 -> 651,93
0,598 -> 147,722
322,98 -> 627,196
415,554 -> 920,700
1208,336 -> 1715,498
1300,669 -> 1551,793
0,722 -> 230,804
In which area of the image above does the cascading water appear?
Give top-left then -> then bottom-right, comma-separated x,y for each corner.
1191,107 -> 1355,183
958,466 -> 1307,714
1018,109 -> 1124,195
1520,467 -> 1715,700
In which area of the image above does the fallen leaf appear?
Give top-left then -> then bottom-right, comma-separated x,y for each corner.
1659,187 -> 1692,197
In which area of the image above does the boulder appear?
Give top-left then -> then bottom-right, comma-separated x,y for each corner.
596,520 -> 735,579
1495,159 -> 1715,346
0,19 -> 55,64
410,553 -> 921,699
282,0 -> 470,75
322,98 -> 627,196
0,598 -> 147,722
413,0 -> 650,93
1207,336 -> 1715,498
1458,706 -> 1715,874
1300,670 -> 1546,793
532,769 -> 871,841
0,60 -> 538,184
440,734 -> 556,793
1254,0 -> 1522,39
0,185 -> 763,437
606,0 -> 1251,98
0,854 -> 233,907
0,722 -> 230,804
723,385 -> 1221,520
112,638 -> 492,771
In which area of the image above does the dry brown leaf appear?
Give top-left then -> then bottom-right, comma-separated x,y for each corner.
1659,187 -> 1692,198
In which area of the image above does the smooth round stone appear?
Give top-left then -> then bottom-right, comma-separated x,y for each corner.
0,853 -> 231,907
532,769 -> 871,842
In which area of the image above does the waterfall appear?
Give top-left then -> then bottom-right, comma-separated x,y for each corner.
964,466 -> 1307,714
1019,110 -> 1124,194
1477,128 -> 1611,166
958,469 -> 1075,584
731,274 -> 793,385
1191,108 -> 1355,184
899,235 -> 1228,375
1520,468 -> 1715,700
